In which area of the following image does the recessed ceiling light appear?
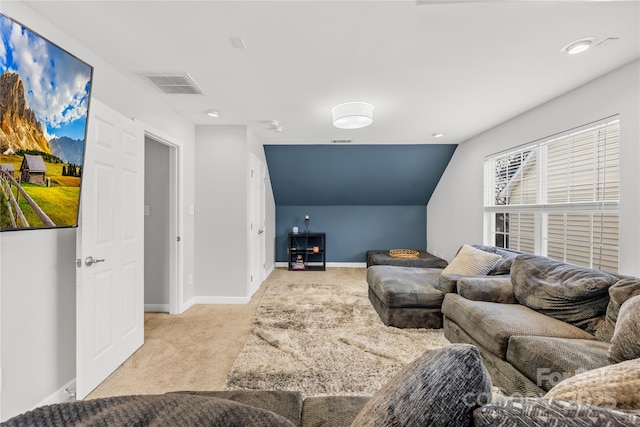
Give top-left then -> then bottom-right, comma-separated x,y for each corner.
432,133 -> 445,138
206,110 -> 220,118
562,37 -> 597,55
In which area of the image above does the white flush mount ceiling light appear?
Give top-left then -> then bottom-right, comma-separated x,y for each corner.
332,102 -> 374,129
432,133 -> 445,138
206,110 -> 220,118
562,37 -> 597,55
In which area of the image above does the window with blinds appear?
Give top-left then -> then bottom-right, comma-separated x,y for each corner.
484,118 -> 620,272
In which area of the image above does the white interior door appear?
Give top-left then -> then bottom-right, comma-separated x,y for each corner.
249,154 -> 266,295
76,99 -> 144,399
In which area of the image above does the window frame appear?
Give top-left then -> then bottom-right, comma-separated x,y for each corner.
483,117 -> 620,272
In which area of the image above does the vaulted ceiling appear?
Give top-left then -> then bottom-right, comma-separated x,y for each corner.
265,144 -> 457,205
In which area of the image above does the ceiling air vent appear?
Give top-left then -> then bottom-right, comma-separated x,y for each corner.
331,139 -> 352,144
142,73 -> 205,95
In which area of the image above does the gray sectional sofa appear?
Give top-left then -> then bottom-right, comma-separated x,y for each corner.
366,244 -> 523,328
7,248 -> 640,426
443,253 -> 640,397
6,344 -> 639,426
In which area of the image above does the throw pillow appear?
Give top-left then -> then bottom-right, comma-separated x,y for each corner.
609,295 -> 640,363
350,344 -> 492,427
545,358 -> 640,411
595,278 -> 640,342
474,397 -> 640,426
510,254 -> 618,334
441,244 -> 503,276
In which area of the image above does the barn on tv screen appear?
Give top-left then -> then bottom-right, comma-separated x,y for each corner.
0,13 -> 93,231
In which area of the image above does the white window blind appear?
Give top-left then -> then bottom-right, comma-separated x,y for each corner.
484,118 -> 620,272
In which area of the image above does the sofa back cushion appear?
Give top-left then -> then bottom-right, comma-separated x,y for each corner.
608,295 -> 640,363
595,278 -> 640,342
511,254 -> 618,335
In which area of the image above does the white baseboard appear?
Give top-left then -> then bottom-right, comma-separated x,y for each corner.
181,297 -> 195,313
36,378 -> 76,408
144,304 -> 169,312
327,262 -> 367,268
265,264 -> 275,277
275,261 -> 366,269
194,296 -> 251,304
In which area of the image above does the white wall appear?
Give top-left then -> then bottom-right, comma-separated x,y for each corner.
194,126 -> 275,301
194,125 -> 248,300
0,2 -> 196,420
247,130 -> 276,276
0,229 -> 76,419
427,59 -> 640,276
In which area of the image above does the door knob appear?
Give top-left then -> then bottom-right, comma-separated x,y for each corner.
85,256 -> 105,267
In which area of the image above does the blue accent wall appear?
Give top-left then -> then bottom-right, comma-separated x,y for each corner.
265,144 -> 457,263
276,206 -> 426,263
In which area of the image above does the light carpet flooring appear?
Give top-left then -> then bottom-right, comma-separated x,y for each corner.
87,267 -> 367,399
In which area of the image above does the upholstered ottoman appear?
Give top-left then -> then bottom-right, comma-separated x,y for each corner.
366,250 -> 448,268
367,265 -> 445,328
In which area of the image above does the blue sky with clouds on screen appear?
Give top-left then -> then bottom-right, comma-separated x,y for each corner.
0,14 -> 92,142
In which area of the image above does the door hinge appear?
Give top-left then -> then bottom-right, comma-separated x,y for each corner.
177,236 -> 181,242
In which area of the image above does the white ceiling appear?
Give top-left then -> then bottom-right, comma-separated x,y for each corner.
22,0 -> 640,145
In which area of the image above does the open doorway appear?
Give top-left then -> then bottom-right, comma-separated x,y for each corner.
144,135 -> 179,313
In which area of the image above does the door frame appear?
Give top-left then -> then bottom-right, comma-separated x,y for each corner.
248,153 -> 266,296
139,122 -> 184,315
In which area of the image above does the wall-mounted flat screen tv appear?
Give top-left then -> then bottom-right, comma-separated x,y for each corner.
0,13 -> 93,231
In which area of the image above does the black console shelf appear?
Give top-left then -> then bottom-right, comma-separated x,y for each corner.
288,232 -> 326,271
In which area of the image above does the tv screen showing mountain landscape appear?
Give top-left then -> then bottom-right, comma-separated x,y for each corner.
0,13 -> 93,231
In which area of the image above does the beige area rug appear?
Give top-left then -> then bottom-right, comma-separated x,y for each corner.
224,280 -> 450,396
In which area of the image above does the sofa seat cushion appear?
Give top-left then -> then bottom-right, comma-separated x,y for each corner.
3,394 -> 297,427
301,396 -> 369,427
366,250 -> 448,269
506,336 -> 611,391
169,390 -> 303,425
442,294 -> 595,359
511,254 -> 619,335
366,266 -> 443,308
